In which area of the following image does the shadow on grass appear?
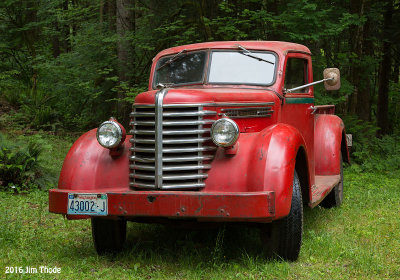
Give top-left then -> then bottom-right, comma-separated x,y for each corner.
122,223 -> 265,266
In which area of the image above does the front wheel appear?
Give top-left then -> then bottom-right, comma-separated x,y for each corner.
91,218 -> 127,255
260,170 -> 303,261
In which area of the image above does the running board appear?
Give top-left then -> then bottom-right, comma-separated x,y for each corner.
310,175 -> 341,207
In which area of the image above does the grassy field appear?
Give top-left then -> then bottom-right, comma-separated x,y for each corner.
1,134 -> 400,279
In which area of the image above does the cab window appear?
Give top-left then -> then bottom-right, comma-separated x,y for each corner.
284,58 -> 309,93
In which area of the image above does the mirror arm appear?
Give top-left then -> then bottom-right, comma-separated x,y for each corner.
285,78 -> 333,93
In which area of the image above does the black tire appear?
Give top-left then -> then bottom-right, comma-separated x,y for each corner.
320,153 -> 344,208
260,171 -> 303,261
91,218 -> 127,255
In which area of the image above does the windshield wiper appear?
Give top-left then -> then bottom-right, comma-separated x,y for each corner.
235,44 -> 275,65
156,49 -> 187,71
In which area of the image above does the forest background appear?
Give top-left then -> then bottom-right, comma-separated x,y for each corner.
0,0 -> 400,188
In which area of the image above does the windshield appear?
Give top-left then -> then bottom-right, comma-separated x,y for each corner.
153,50 -> 277,88
153,51 -> 207,86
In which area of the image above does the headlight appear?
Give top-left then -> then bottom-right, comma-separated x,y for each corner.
211,118 -> 239,147
96,120 -> 124,148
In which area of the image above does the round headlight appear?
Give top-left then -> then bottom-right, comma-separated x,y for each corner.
211,118 -> 239,147
96,121 -> 123,148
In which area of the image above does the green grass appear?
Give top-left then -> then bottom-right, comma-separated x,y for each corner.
1,133 -> 400,279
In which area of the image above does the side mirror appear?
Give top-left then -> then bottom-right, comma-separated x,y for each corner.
323,68 -> 340,91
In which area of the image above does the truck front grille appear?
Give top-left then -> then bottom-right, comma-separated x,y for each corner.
129,96 -> 217,190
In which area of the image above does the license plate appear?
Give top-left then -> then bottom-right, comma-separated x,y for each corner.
67,193 -> 108,215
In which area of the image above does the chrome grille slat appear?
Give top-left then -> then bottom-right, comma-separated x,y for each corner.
131,164 -> 212,171
133,137 -> 211,145
129,129 -> 210,135
162,147 -> 217,153
130,155 -> 214,162
161,183 -> 206,189
130,173 -> 208,180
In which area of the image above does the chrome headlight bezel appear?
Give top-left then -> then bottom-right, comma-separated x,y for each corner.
211,118 -> 240,147
96,120 -> 123,149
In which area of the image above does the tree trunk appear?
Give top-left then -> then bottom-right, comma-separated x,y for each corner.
116,0 -> 133,120
377,0 -> 393,136
348,0 -> 365,115
356,0 -> 372,121
62,0 -> 71,52
52,22 -> 61,58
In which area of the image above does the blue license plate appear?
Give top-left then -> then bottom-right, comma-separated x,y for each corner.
67,193 -> 108,215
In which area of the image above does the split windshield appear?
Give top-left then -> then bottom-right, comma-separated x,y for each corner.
153,50 -> 277,88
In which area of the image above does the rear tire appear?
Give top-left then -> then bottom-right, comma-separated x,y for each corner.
320,153 -> 344,208
91,218 -> 126,255
260,171 -> 303,261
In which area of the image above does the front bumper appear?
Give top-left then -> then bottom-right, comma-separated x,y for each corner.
49,189 -> 275,222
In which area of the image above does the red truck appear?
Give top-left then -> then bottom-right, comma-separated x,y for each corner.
49,41 -> 349,261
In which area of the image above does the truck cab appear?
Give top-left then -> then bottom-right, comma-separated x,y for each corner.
49,41 -> 349,261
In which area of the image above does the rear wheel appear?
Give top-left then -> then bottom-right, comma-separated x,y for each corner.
320,153 -> 344,208
260,171 -> 303,261
91,218 -> 126,255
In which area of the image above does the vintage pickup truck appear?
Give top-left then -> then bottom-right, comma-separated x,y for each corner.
49,41 -> 349,261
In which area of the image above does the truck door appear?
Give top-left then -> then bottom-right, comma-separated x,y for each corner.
280,52 -> 315,186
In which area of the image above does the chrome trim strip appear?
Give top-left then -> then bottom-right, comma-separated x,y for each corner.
163,111 -> 217,117
162,102 -> 275,107
133,102 -> 274,108
220,106 -> 273,112
155,89 -> 168,189
218,113 -> 272,119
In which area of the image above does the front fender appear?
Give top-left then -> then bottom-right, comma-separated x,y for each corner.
58,129 -> 131,191
205,124 -> 307,219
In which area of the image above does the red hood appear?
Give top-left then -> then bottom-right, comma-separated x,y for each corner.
134,87 -> 280,105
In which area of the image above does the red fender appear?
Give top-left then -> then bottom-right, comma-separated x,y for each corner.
205,124 -> 308,219
314,114 -> 346,175
58,129 -> 131,191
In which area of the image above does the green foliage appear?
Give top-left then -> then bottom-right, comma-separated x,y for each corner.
343,115 -> 400,172
0,132 -> 43,191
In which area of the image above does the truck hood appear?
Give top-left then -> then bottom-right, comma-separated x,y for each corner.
134,87 -> 280,105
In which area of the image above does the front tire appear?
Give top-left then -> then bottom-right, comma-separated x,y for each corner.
260,171 -> 303,261
91,218 -> 127,255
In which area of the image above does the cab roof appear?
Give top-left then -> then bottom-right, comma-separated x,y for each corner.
154,41 -> 311,60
